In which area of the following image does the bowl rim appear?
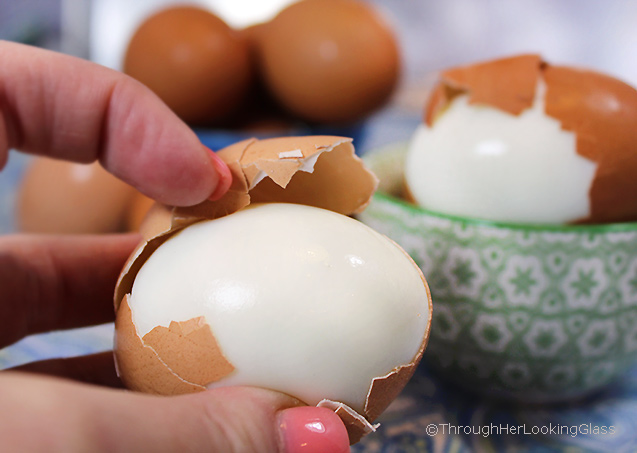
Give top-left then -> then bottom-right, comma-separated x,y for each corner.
372,191 -> 637,234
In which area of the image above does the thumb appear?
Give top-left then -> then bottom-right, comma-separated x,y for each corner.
0,372 -> 351,453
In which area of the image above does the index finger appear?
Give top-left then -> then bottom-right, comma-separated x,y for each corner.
0,41 -> 231,206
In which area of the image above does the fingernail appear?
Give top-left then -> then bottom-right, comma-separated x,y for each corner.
207,148 -> 232,201
278,406 -> 350,453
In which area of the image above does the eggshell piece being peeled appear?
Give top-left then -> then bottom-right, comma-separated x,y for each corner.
118,135 -> 377,249
234,135 -> 379,212
418,54 -> 637,224
253,0 -> 400,124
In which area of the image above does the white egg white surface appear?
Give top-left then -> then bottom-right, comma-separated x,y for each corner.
129,203 -> 429,411
405,92 -> 597,223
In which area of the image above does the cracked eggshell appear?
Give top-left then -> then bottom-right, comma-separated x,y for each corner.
417,54 -> 637,224
115,203 -> 431,445
115,136 -> 430,443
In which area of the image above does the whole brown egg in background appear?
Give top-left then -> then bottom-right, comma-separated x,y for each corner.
126,191 -> 155,232
251,0 -> 401,124
17,157 -> 137,234
124,6 -> 253,126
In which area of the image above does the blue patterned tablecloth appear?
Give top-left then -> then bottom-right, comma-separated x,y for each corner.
351,362 -> 637,452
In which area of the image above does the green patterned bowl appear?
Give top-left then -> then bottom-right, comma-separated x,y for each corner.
358,144 -> 637,403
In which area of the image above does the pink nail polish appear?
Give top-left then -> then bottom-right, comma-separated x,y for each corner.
278,407 -> 350,453
206,148 -> 232,201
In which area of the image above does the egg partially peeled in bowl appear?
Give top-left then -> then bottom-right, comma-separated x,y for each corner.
405,54 -> 637,224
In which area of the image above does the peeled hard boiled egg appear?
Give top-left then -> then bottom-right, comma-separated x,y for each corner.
116,203 -> 430,441
114,136 -> 430,444
405,54 -> 637,224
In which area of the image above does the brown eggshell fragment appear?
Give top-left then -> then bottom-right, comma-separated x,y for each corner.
365,369 -> 413,421
317,400 -> 378,445
238,136 -> 378,213
425,54 -> 541,124
171,136 -> 377,221
173,139 -> 253,221
114,295 -> 205,394
424,54 -> 637,223
142,317 -> 235,386
543,66 -> 637,223
364,335 -> 429,422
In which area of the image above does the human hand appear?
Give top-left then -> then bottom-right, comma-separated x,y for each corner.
0,41 -> 350,452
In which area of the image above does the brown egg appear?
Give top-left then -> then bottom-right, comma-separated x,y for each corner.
253,0 -> 400,124
124,6 -> 253,125
17,157 -> 137,234
126,191 -> 155,232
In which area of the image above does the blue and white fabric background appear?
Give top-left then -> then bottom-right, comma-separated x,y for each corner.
1,1 -> 637,451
